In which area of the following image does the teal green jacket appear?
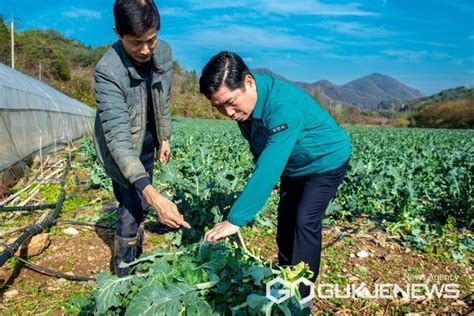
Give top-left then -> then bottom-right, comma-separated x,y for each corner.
228,74 -> 351,227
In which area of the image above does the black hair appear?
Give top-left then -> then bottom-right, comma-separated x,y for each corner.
199,51 -> 252,100
113,0 -> 160,37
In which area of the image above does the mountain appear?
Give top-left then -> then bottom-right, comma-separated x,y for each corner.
252,68 -> 424,109
341,73 -> 424,108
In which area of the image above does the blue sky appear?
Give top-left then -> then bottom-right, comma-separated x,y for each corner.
1,0 -> 473,95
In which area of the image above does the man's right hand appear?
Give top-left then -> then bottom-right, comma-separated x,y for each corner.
142,185 -> 191,229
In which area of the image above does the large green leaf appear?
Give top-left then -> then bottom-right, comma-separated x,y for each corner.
94,273 -> 134,314
185,299 -> 213,315
246,294 -> 268,309
125,283 -> 196,316
244,266 -> 272,285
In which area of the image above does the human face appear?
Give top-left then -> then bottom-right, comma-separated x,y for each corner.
210,75 -> 257,122
115,27 -> 158,66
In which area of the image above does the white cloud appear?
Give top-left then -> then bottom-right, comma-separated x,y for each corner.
184,0 -> 378,16
159,7 -> 193,18
184,0 -> 259,10
310,21 -> 394,38
171,24 -> 331,53
320,53 -> 353,60
407,40 -> 457,48
62,8 -> 102,20
62,27 -> 87,37
383,49 -> 428,62
382,49 -> 456,63
431,52 -> 450,60
321,53 -> 381,62
337,40 -> 392,47
206,11 -> 278,24
257,1 -> 379,16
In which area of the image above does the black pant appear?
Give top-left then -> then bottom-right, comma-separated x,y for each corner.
276,160 -> 349,297
113,131 -> 155,238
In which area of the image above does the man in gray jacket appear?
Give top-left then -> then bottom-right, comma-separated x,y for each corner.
94,0 -> 190,276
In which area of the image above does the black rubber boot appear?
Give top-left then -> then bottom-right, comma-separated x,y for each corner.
113,234 -> 137,277
288,296 -> 312,316
302,299 -> 313,313
136,223 -> 145,258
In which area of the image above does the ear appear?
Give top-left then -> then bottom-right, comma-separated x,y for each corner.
113,26 -> 121,39
245,74 -> 256,91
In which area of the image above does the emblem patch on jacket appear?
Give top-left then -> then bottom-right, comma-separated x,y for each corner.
269,123 -> 288,135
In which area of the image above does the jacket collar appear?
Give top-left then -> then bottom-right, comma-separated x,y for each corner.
251,73 -> 269,120
116,40 -> 167,81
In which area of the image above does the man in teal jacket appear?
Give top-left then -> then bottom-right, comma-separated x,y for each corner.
200,51 -> 351,303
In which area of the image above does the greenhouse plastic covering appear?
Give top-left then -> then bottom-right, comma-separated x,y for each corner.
0,63 -> 95,171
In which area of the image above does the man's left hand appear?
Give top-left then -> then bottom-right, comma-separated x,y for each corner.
204,220 -> 240,242
158,140 -> 171,165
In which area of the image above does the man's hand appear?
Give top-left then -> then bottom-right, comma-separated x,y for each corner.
157,140 -> 171,165
142,185 -> 190,229
204,220 -> 240,242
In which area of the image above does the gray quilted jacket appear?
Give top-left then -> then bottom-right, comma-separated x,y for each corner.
93,39 -> 173,188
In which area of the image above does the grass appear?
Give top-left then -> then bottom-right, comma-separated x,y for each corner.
146,232 -> 171,248
61,256 -> 75,272
342,236 -> 353,246
38,183 -> 61,203
319,247 -> 348,286
353,264 -> 368,278
0,213 -> 36,230
2,275 -> 95,315
408,266 -> 422,276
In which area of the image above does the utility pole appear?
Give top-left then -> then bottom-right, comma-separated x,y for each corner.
39,62 -> 42,81
10,17 -> 15,69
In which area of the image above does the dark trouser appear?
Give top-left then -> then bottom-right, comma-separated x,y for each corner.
113,131 -> 155,238
276,160 -> 349,298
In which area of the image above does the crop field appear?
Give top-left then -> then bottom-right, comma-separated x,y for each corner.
0,118 -> 472,315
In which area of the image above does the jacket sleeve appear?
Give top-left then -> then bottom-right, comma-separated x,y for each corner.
160,76 -> 172,140
227,103 -> 304,226
158,45 -> 173,141
95,68 -> 149,185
